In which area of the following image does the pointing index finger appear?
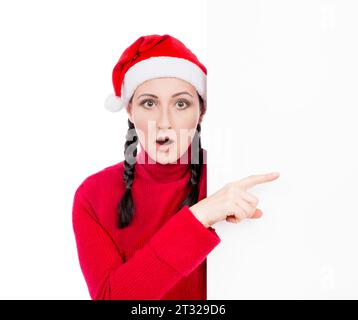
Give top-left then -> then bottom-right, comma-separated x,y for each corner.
237,172 -> 280,190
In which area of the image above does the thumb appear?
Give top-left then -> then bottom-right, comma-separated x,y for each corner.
251,208 -> 263,219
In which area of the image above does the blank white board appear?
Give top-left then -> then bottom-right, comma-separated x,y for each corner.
206,0 -> 358,299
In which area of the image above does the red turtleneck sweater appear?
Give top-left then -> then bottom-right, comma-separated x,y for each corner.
72,147 -> 221,300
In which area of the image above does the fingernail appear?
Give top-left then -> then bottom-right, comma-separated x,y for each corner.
271,172 -> 280,177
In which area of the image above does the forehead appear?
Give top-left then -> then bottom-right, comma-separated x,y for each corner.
134,77 -> 196,96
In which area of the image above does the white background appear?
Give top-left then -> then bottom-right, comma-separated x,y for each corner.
0,0 -> 207,299
0,0 -> 357,299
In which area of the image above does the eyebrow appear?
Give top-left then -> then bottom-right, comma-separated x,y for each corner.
137,91 -> 193,100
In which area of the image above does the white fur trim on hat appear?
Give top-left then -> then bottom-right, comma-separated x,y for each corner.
104,93 -> 128,112
104,56 -> 206,112
123,56 -> 207,102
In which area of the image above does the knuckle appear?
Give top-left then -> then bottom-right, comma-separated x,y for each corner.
237,187 -> 245,195
226,188 -> 236,200
237,211 -> 245,220
225,199 -> 233,212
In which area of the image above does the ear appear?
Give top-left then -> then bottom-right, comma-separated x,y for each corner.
199,104 -> 206,123
126,103 -> 133,123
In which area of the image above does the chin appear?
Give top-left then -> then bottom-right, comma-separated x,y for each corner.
155,152 -> 178,164
146,143 -> 190,164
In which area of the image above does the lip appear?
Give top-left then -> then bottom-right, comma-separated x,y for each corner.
156,140 -> 174,152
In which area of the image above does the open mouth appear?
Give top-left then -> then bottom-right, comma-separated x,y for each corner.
156,137 -> 174,146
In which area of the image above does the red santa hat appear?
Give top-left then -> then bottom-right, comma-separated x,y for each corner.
104,34 -> 207,112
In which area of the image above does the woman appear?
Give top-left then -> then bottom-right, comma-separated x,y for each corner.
72,34 -> 280,300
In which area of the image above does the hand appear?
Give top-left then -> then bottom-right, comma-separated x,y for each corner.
190,172 -> 280,227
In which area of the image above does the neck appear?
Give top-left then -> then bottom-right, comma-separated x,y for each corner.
135,145 -> 193,182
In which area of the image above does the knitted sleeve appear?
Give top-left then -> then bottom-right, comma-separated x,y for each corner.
72,185 -> 221,300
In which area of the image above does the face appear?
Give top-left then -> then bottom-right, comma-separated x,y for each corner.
126,77 -> 205,164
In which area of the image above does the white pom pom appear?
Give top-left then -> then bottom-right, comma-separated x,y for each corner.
104,93 -> 126,112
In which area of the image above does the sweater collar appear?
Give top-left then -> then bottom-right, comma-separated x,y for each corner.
135,145 -> 192,182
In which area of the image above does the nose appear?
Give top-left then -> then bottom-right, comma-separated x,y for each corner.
157,107 -> 172,129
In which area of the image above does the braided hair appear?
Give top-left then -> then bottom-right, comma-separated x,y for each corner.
117,94 -> 205,229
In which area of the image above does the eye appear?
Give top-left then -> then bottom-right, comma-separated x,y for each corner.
176,99 -> 191,109
140,99 -> 156,109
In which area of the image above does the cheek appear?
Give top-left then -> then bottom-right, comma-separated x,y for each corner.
132,114 -> 149,147
131,108 -> 157,145
173,112 -> 199,147
174,109 -> 199,130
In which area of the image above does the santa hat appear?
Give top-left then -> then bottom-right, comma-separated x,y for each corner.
104,34 -> 207,112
